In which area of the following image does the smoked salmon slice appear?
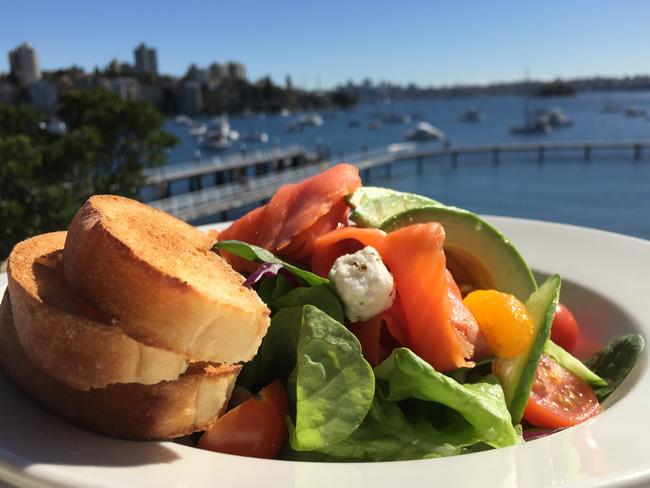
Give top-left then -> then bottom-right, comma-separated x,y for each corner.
311,227 -> 387,277
218,164 -> 361,266
312,223 -> 479,372
383,224 -> 472,371
446,270 -> 491,361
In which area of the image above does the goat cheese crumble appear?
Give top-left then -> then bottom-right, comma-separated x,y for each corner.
328,246 -> 395,322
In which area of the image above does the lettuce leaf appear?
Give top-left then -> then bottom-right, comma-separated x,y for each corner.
287,348 -> 519,461
374,348 -> 519,449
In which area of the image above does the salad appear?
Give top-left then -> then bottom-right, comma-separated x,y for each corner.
196,164 -> 644,461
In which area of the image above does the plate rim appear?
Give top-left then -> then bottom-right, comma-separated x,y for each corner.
0,215 -> 649,488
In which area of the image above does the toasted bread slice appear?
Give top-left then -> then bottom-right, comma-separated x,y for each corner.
7,232 -> 188,390
63,195 -> 270,363
0,293 -> 241,440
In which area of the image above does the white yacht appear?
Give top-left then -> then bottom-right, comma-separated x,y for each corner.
189,122 -> 207,137
202,118 -> 237,151
173,115 -> 193,126
287,114 -> 324,132
405,122 -> 445,141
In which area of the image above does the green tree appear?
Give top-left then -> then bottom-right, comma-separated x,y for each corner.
0,89 -> 178,259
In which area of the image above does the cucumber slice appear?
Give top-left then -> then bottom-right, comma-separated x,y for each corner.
495,275 -> 561,424
543,340 -> 607,387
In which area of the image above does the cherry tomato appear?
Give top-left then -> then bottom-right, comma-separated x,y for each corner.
197,380 -> 288,459
524,355 -> 600,429
551,302 -> 579,352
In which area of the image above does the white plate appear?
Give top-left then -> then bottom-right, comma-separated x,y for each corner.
0,216 -> 649,488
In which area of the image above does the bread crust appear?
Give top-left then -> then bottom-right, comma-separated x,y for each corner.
7,232 -> 189,390
63,195 -> 270,363
0,293 -> 241,440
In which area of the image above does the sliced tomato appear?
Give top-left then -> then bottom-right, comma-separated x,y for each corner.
524,355 -> 600,429
551,302 -> 580,352
197,380 -> 288,459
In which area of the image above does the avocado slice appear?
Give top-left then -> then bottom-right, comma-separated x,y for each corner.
347,187 -> 442,228
347,187 -> 537,302
495,275 -> 561,424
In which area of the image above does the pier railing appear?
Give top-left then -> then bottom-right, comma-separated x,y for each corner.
147,163 -> 327,221
144,144 -> 313,186
146,139 -> 650,221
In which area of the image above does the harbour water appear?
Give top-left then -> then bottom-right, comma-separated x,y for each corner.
162,91 -> 650,239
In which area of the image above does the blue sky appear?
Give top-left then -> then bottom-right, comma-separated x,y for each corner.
1,0 -> 648,88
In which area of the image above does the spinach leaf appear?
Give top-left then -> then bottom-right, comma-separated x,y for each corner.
236,306 -> 303,392
255,273 -> 294,305
288,305 -> 374,451
586,334 -> 645,401
272,285 -> 344,323
543,340 -> 607,387
214,240 -> 328,286
237,285 -> 346,391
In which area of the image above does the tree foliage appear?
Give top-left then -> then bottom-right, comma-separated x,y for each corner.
0,89 -> 178,258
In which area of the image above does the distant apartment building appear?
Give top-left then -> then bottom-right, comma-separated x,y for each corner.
0,82 -> 17,104
208,63 -> 226,83
139,84 -> 163,107
9,42 -> 41,84
134,43 -> 158,76
182,81 -> 203,115
102,77 -> 139,100
28,79 -> 58,113
226,62 -> 246,81
185,64 -> 209,84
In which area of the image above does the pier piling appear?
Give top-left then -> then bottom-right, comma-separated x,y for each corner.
492,149 -> 500,165
145,140 -> 650,222
451,152 -> 458,169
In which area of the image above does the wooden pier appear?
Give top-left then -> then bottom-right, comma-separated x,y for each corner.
147,163 -> 328,221
146,139 -> 650,222
143,145 -> 315,198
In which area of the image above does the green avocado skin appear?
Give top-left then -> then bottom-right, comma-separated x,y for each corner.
347,187 -> 537,302
382,206 -> 537,303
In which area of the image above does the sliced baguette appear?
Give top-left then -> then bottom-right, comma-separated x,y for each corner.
0,293 -> 241,440
63,195 -> 270,363
7,232 -> 189,390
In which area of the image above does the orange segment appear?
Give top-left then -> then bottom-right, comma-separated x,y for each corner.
463,290 -> 533,358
